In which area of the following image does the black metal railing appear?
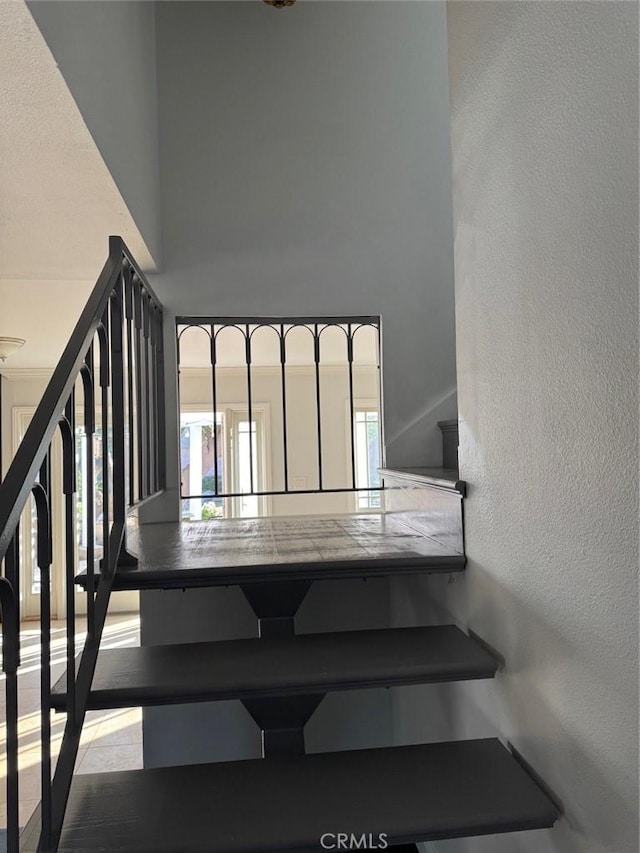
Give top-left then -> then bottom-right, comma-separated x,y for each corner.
176,317 -> 384,510
0,237 -> 165,852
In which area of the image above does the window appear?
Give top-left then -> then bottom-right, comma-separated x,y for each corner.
180,408 -> 267,520
354,407 -> 382,510
76,423 -> 112,570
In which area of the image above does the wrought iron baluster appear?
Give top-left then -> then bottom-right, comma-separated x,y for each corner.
155,307 -> 166,491
376,322 -> 384,470
279,325 -> 289,492
124,265 -> 135,507
176,326 -> 183,505
142,293 -> 152,498
133,276 -> 145,501
81,350 -> 96,640
148,305 -> 157,496
110,282 -> 126,530
0,575 -> 19,853
32,469 -> 52,851
38,448 -> 53,569
4,526 -> 20,635
347,324 -> 357,490
245,324 -> 254,495
314,323 -> 323,491
60,399 -> 77,730
210,327 -> 219,498
3,521 -> 20,853
98,313 -> 111,584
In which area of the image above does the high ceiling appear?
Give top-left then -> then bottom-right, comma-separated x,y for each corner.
0,2 -> 156,369
0,1 -> 154,281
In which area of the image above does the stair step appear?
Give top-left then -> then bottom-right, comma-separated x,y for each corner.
57,739 -> 558,852
74,517 -> 465,591
51,625 -> 497,712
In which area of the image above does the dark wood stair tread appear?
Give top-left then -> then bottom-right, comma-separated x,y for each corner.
51,625 -> 497,711
58,739 -> 558,852
74,516 -> 465,591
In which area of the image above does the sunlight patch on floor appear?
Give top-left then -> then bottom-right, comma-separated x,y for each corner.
0,614 -> 142,829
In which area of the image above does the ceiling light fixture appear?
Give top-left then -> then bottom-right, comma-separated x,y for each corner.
263,0 -> 296,8
0,337 -> 26,362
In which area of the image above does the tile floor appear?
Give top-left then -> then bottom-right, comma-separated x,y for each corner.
0,613 -> 142,829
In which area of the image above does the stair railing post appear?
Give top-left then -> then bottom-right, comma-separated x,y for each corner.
110,276 -> 125,527
109,248 -> 138,567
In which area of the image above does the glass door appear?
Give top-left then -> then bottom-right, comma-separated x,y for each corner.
180,412 -> 226,521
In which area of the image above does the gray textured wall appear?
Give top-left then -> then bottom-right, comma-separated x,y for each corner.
150,0 -> 457,525
392,4 -> 639,853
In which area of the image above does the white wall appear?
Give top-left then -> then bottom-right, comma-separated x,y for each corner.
151,0 -> 457,522
28,0 -> 162,267
0,374 -> 50,489
0,280 -> 93,370
392,3 -> 639,853
0,1 -> 155,280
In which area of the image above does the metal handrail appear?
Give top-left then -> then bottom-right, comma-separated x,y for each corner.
0,237 -> 165,852
0,238 -> 163,563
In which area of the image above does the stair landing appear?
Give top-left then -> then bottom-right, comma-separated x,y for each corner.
77,514 -> 465,590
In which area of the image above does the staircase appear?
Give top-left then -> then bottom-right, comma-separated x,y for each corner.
0,240 -> 559,852
48,521 -> 557,852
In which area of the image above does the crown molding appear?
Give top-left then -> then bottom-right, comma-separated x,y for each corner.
1,365 -> 379,381
0,367 -> 53,381
179,364 -> 378,378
